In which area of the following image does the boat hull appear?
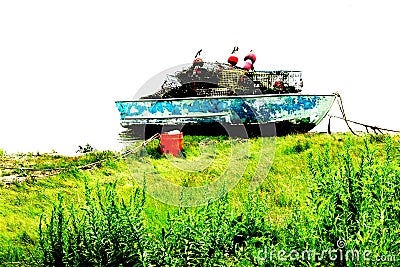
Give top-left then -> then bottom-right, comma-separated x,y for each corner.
115,94 -> 335,137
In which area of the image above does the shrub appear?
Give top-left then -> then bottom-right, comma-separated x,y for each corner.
39,182 -> 149,266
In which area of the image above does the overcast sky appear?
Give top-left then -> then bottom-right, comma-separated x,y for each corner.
1,0 -> 399,154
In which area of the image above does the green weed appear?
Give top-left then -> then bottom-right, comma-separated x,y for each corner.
1,133 -> 399,266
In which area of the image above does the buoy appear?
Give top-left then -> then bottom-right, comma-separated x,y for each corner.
242,50 -> 256,71
193,49 -> 204,67
244,50 -> 256,63
227,46 -> 239,67
228,55 -> 238,66
193,57 -> 204,67
274,80 -> 284,88
243,60 -> 253,71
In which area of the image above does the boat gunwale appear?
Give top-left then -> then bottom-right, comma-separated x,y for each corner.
115,93 -> 336,103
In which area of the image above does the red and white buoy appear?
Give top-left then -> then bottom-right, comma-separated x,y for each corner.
193,49 -> 204,67
193,57 -> 204,67
243,50 -> 256,71
244,50 -> 256,63
227,46 -> 239,68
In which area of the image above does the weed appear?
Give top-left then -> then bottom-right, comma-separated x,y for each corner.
1,133 -> 399,266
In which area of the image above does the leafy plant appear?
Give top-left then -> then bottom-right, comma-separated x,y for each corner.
39,182 -> 149,266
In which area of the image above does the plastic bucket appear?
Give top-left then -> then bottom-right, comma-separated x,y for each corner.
159,132 -> 183,157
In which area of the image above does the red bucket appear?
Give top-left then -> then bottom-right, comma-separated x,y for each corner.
159,131 -> 183,157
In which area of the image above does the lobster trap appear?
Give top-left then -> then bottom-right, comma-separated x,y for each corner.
140,62 -> 304,99
196,87 -> 233,97
246,70 -> 303,93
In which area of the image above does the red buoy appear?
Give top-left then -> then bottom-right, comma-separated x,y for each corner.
228,55 -> 238,66
273,80 -> 284,88
244,50 -> 256,64
243,60 -> 253,71
227,46 -> 239,67
193,57 -> 204,67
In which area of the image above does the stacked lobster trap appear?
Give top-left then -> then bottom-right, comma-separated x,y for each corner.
141,62 -> 303,99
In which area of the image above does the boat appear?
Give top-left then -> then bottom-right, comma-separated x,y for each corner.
115,49 -> 336,137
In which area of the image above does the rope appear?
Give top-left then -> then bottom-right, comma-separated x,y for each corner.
333,92 -> 358,135
328,115 -> 400,134
0,133 -> 160,177
330,92 -> 400,134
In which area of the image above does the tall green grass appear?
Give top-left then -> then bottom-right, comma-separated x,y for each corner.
1,133 -> 399,266
39,183 -> 148,266
37,182 -> 274,266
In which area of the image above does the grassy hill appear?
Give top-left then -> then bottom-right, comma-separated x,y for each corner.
0,133 -> 399,266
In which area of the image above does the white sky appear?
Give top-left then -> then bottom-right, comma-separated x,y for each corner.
0,0 -> 399,154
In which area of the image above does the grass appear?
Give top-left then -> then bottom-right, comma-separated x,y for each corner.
0,133 -> 399,266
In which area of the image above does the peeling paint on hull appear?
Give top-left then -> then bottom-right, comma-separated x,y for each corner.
115,94 -> 336,136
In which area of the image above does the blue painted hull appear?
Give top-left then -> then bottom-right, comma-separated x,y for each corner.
115,94 -> 335,135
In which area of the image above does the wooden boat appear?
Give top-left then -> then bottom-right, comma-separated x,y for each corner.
116,93 -> 335,137
115,56 -> 335,137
